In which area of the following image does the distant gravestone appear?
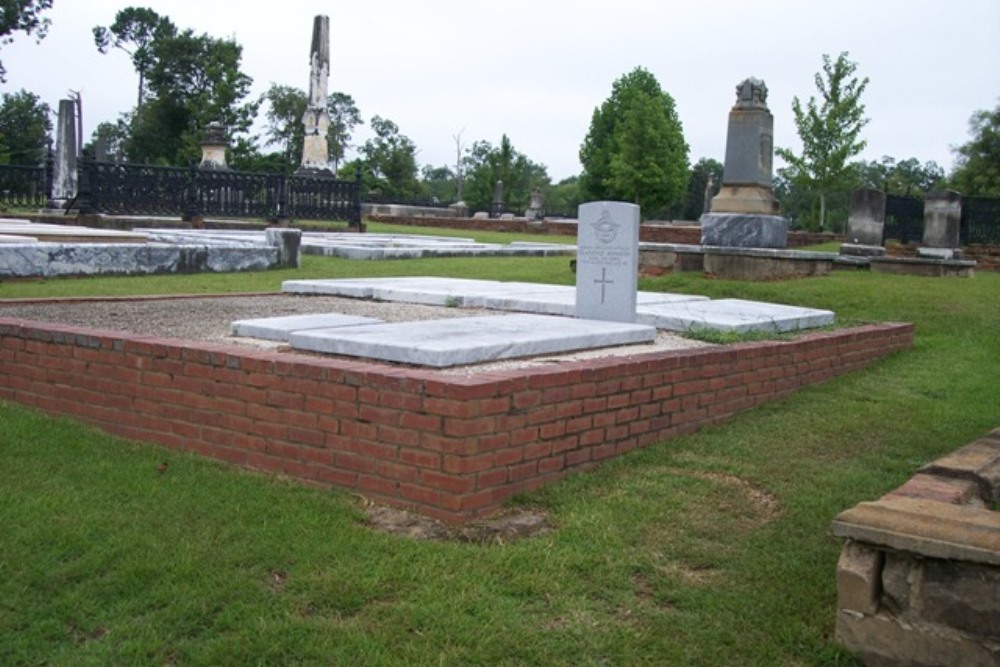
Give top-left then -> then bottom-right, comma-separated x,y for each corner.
575,201 -> 640,323
198,121 -> 230,170
840,188 -> 886,256
921,190 -> 962,251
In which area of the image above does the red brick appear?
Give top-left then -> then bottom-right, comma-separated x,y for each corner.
400,412 -> 441,432
378,460 -> 420,483
336,453 -> 377,474
399,448 -> 441,469
524,442 -> 552,460
494,448 -> 524,466
400,483 -> 439,505
477,467 -> 508,489
539,421 -> 566,439
442,452 -> 495,474
358,474 -> 398,497
444,416 -> 496,438
421,470 -> 476,494
538,455 -> 565,473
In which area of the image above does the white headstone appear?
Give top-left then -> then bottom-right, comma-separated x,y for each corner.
575,201 -> 640,323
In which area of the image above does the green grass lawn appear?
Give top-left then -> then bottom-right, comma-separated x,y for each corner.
2,242 -> 998,665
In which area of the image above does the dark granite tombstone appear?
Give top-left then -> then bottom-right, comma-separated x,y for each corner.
700,78 -> 787,248
840,188 -> 887,256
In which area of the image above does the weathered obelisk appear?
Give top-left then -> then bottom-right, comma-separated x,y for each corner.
700,78 -> 787,248
297,15 -> 333,175
47,98 -> 79,209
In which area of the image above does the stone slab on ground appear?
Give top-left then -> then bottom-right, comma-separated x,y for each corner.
637,298 -> 835,333
300,232 -> 574,260
282,277 -> 709,315
230,313 -> 383,341
288,313 -> 657,367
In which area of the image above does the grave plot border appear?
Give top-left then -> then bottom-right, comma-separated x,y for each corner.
0,314 -> 912,522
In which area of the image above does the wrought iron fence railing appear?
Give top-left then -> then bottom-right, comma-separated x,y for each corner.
961,196 -> 1000,245
884,194 -> 924,244
0,163 -> 50,209
78,159 -> 361,226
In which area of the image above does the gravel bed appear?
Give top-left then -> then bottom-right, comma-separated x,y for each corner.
0,294 -> 713,373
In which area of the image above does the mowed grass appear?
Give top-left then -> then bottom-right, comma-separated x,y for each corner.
1,235 -> 998,665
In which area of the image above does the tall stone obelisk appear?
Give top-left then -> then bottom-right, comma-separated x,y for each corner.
297,15 -> 333,176
700,78 -> 787,248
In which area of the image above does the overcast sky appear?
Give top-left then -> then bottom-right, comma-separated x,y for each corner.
3,0 -> 998,181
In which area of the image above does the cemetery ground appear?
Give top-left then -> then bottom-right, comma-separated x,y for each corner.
1,233 -> 998,666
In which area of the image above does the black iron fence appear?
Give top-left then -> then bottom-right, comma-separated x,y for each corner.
961,196 -> 1000,245
884,194 -> 924,244
0,158 -> 361,226
80,159 -> 361,226
0,162 -> 50,208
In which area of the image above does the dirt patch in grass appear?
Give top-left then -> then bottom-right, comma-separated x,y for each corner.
362,504 -> 553,544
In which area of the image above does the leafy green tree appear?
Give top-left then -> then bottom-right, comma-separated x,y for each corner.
420,164 -> 456,203
546,175 -> 582,217
128,27 -> 257,165
855,156 -> 945,196
0,0 -> 53,82
93,7 -> 177,110
84,114 -> 132,161
0,89 -> 51,164
461,135 -> 549,213
776,52 -> 869,230
261,85 -> 362,173
360,115 -> 422,199
579,67 -> 689,217
949,103 -> 1000,196
328,92 -> 362,173
681,157 -> 723,220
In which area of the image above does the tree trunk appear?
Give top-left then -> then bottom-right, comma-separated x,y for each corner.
819,191 -> 827,232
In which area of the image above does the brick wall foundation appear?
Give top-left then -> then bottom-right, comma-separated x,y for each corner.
1,315 -> 912,522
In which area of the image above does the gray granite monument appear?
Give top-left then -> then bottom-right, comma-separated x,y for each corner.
918,190 -> 962,258
701,78 -> 787,248
525,187 -> 544,220
840,188 -> 886,256
575,201 -> 640,323
47,99 -> 78,209
297,15 -> 333,176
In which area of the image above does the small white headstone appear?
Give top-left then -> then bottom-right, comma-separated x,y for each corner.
575,201 -> 640,322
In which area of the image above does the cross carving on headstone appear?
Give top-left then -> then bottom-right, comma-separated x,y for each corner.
594,267 -> 614,304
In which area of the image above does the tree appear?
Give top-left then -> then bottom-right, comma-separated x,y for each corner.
855,156 -> 945,196
0,89 -> 51,164
461,135 -> 549,214
420,164 -> 455,203
681,157 -> 723,220
776,52 -> 869,230
327,92 -> 362,173
579,67 -> 689,217
949,103 -> 1000,196
545,175 -> 582,217
0,0 -> 53,82
128,27 -> 257,165
93,7 -> 177,111
261,85 -> 362,173
360,115 -> 422,199
84,114 -> 132,161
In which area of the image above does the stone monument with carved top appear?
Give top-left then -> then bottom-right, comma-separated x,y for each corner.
198,121 -> 230,170
296,15 -> 334,176
700,77 -> 787,248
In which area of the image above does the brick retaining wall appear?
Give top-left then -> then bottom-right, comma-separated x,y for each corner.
0,316 -> 912,522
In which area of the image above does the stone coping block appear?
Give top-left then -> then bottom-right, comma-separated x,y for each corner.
230,314 -> 383,342
702,246 -> 838,261
831,496 -> 1000,566
919,436 -> 1000,503
869,255 -> 976,278
636,298 -> 835,333
288,313 -> 656,367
